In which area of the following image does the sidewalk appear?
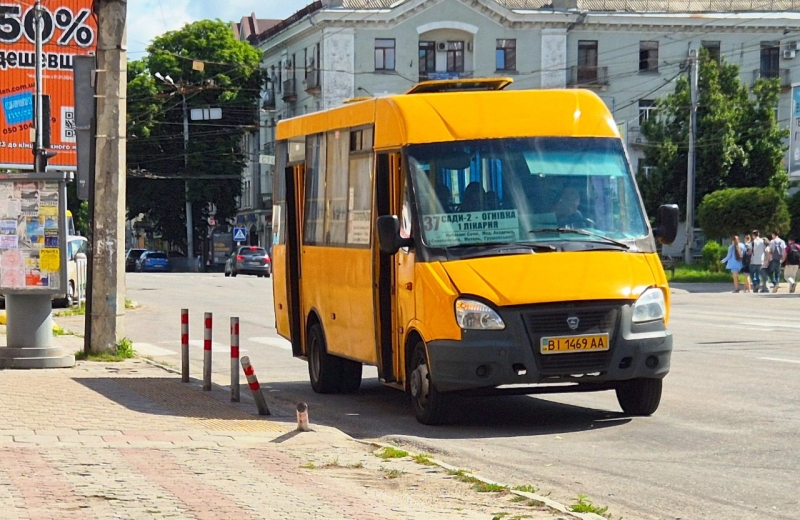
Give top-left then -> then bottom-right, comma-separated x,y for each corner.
0,334 -> 591,520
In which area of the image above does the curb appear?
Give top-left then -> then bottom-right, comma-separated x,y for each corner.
363,439 -> 609,520
140,356 -> 609,519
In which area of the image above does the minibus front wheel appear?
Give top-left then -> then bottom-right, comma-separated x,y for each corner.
615,378 -> 662,416
409,341 -> 449,425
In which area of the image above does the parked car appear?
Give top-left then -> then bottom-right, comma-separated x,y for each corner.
135,251 -> 171,272
125,248 -> 147,272
224,246 -> 270,277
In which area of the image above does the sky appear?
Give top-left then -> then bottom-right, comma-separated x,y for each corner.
128,0 -> 312,58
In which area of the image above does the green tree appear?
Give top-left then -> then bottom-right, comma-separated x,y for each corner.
126,20 -> 264,254
697,187 -> 789,240
639,49 -> 788,221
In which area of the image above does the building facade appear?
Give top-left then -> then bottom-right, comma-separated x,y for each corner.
240,0 -> 800,252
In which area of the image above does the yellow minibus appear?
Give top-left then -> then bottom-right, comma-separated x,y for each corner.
272,78 -> 678,424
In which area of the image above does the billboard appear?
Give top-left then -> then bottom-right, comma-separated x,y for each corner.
791,85 -> 800,179
0,1 -> 97,171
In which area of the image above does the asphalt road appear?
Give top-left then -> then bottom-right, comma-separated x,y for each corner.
81,273 -> 800,520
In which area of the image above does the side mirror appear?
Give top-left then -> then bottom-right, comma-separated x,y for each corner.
654,204 -> 679,245
376,215 -> 413,255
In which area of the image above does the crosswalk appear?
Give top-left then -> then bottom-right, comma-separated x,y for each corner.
133,336 -> 292,358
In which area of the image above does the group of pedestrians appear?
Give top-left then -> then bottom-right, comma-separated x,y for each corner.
723,229 -> 800,293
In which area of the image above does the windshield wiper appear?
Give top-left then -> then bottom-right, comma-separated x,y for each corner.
528,228 -> 630,250
445,242 -> 556,260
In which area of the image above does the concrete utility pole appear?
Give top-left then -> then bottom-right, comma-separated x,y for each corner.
684,48 -> 699,265
88,0 -> 127,353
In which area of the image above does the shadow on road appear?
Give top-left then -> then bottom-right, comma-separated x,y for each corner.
263,377 -> 632,441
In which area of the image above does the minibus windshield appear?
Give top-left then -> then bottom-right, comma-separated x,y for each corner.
406,137 -> 648,254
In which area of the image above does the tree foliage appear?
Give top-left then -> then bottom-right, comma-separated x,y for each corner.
638,49 -> 789,221
787,190 -> 800,240
697,187 -> 789,240
126,20 -> 264,254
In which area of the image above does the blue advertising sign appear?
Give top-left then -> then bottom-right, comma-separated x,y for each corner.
791,85 -> 800,178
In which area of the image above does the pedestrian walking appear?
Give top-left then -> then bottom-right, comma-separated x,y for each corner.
767,230 -> 787,293
742,234 -> 752,293
750,230 -> 766,292
721,235 -> 747,293
784,237 -> 800,293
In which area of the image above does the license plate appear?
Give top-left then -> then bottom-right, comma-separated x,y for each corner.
540,333 -> 609,354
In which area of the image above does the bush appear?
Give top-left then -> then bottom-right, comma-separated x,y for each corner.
698,187 -> 789,241
701,240 -> 726,272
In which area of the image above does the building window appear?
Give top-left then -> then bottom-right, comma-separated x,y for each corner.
760,42 -> 780,78
701,41 -> 721,64
496,39 -> 516,71
374,39 -> 396,71
578,40 -> 598,83
638,99 -> 657,126
447,41 -> 464,72
641,165 -> 655,178
419,41 -> 435,74
639,41 -> 659,72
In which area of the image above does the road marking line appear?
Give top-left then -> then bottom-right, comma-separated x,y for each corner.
759,357 -> 800,364
188,340 -> 247,353
133,342 -> 177,357
247,336 -> 292,350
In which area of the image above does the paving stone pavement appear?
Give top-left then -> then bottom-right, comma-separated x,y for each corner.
0,357 -> 574,520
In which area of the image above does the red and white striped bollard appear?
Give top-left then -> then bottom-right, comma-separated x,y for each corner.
181,309 -> 189,383
230,317 -> 240,402
240,356 -> 270,415
203,312 -> 212,391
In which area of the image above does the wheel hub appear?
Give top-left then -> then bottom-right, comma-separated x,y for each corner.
410,363 -> 429,404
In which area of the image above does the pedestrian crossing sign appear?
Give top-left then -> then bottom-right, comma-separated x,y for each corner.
233,228 -> 247,242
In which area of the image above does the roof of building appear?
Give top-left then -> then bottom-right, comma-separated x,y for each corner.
232,13 -> 281,43
335,0 -> 800,10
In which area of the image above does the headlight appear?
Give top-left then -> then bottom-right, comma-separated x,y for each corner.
632,288 -> 666,323
455,299 -> 505,330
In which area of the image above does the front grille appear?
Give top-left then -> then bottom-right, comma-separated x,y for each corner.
522,302 -> 622,375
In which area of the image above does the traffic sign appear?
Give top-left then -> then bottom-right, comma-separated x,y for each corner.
233,227 -> 247,242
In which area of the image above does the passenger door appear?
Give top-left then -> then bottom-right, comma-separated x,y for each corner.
374,152 -> 414,385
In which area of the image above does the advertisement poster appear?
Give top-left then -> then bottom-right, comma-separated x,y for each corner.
0,179 -> 60,290
0,0 -> 97,170
790,85 -> 800,179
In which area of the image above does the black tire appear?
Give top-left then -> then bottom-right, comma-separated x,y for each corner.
307,322 -> 342,394
54,281 -> 75,308
409,341 -> 449,425
339,358 -> 363,393
616,378 -> 663,416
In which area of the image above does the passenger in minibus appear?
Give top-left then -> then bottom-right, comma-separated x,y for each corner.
461,182 -> 485,212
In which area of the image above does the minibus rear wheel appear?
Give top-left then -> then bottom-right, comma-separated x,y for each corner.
307,322 -> 341,394
615,378 -> 662,416
409,341 -> 449,425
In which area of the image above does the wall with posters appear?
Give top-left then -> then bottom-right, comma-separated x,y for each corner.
0,0 -> 97,170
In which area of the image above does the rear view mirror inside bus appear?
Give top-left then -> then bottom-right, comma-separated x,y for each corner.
376,215 -> 413,255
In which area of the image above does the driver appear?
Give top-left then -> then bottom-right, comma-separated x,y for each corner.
552,187 -> 584,227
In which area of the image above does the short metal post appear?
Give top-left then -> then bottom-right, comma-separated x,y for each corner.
181,309 -> 189,383
296,402 -> 310,432
230,317 -> 240,402
203,312 -> 212,391
240,356 -> 270,415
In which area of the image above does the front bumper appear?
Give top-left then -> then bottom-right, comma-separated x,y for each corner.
426,300 -> 671,393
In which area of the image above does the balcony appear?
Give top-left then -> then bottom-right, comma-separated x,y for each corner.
305,69 -> 321,94
628,125 -> 646,147
282,78 -> 297,102
262,88 -> 275,110
752,68 -> 791,88
419,70 -> 474,81
568,66 -> 609,88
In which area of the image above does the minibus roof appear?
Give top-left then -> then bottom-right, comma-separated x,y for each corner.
276,82 -> 619,149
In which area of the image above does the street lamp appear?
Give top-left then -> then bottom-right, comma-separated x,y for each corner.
154,72 -> 194,261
